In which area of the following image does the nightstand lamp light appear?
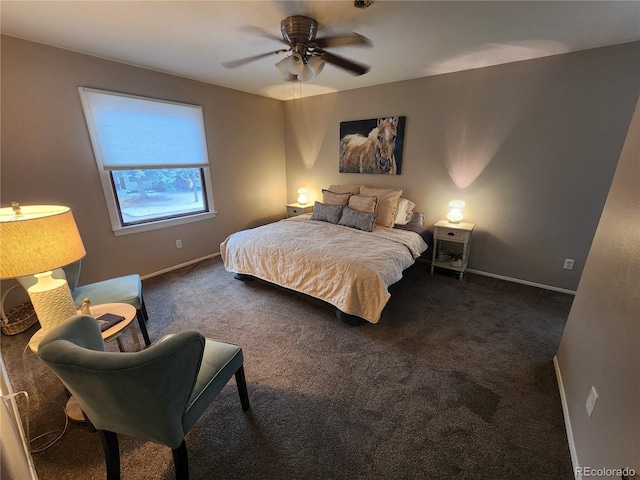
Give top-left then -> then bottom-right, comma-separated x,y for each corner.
446,199 -> 465,224
297,188 -> 309,205
0,203 -> 86,331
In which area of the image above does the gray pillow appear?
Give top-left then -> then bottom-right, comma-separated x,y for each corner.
310,202 -> 343,224
338,206 -> 377,232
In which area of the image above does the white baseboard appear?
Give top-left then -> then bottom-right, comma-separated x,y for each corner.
554,355 -> 581,480
140,253 -> 220,280
466,269 -> 577,295
142,259 -> 576,295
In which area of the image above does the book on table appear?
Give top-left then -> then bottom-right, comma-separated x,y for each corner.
95,313 -> 126,332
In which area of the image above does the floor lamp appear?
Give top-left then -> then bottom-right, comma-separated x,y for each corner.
0,203 -> 86,332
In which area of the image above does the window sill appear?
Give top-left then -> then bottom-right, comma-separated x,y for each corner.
112,211 -> 217,236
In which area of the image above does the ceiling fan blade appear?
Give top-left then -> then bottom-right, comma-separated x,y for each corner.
314,33 -> 372,49
222,50 -> 288,69
319,51 -> 370,76
239,25 -> 289,45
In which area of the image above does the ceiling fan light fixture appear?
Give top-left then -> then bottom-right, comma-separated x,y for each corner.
288,52 -> 304,75
308,55 -> 325,76
275,56 -> 294,79
299,63 -> 314,82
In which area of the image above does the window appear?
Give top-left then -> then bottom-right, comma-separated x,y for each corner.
78,88 -> 215,235
110,168 -> 207,226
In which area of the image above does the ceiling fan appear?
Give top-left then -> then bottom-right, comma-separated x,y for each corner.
222,16 -> 372,82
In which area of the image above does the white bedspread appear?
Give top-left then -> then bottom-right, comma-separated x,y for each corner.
220,215 -> 428,323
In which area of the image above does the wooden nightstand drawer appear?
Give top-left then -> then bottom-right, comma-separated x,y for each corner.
437,228 -> 470,242
286,203 -> 313,218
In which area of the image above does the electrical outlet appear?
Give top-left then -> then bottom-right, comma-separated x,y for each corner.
585,386 -> 598,418
176,239 -> 182,249
563,259 -> 575,270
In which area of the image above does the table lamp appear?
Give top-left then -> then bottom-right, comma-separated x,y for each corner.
297,188 -> 309,205
446,199 -> 465,224
0,203 -> 86,330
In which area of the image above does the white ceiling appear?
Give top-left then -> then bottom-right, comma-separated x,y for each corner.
2,1 -> 639,101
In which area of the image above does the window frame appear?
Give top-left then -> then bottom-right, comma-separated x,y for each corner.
78,87 -> 216,236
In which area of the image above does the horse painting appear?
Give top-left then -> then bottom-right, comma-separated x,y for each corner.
339,117 -> 404,175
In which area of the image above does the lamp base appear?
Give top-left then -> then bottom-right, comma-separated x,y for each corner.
28,272 -> 77,330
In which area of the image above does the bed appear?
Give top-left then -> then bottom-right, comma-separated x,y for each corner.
220,185 -> 429,325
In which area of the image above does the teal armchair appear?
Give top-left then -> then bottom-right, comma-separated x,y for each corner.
37,314 -> 250,480
17,260 -> 151,346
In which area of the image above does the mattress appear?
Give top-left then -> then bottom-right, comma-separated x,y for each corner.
220,214 -> 428,323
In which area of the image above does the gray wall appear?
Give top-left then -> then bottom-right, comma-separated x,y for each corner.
556,99 -> 639,475
1,36 -> 286,284
284,42 -> 640,291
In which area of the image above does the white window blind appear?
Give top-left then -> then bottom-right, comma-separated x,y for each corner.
78,88 -> 210,170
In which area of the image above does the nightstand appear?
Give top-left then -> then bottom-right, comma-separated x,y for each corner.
286,203 -> 313,218
430,220 -> 475,280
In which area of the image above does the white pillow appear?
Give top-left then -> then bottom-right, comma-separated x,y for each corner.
394,198 -> 416,225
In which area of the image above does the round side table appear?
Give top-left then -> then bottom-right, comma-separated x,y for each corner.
29,302 -> 140,353
89,303 -> 140,352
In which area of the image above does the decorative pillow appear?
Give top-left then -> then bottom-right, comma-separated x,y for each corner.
394,198 -> 416,225
338,206 -> 377,232
328,184 -> 361,195
394,212 -> 430,243
322,189 -> 351,206
310,202 -> 343,224
408,211 -> 425,225
359,186 -> 402,228
348,194 -> 378,214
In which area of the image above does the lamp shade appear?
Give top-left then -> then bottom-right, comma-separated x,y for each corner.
0,205 -> 86,279
275,57 -> 293,78
288,52 -> 304,75
298,63 -> 314,82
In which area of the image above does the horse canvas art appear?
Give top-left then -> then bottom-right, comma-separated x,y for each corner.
339,116 -> 406,174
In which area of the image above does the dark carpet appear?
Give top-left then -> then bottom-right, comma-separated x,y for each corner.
2,256 -> 575,479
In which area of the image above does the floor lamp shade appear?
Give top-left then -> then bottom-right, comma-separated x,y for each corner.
0,204 -> 86,329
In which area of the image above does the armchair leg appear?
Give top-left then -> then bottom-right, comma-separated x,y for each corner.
172,440 -> 189,480
98,430 -> 120,480
141,298 -> 149,322
136,309 -> 151,347
235,366 -> 251,411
